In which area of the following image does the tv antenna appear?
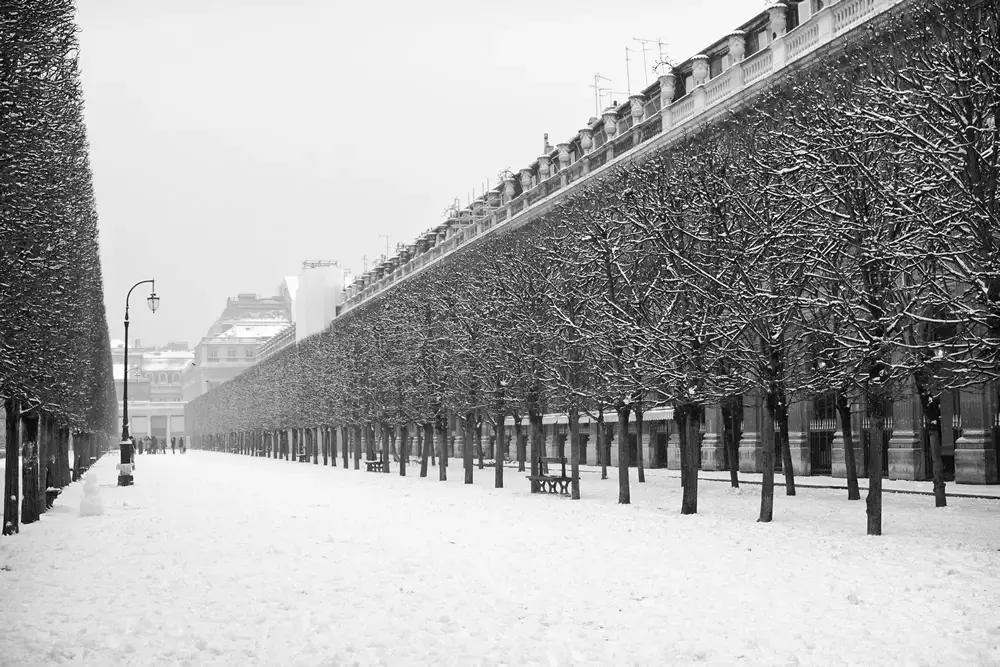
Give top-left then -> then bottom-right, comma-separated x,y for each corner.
625,46 -> 637,95
633,38 -> 663,87
589,73 -> 611,116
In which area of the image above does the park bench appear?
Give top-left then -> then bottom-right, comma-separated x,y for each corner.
297,451 -> 309,463
45,487 -> 61,509
365,459 -> 387,473
527,456 -> 575,496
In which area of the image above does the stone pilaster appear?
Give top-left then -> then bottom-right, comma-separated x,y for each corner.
787,399 -> 811,476
640,421 -> 654,469
700,404 -> 725,470
609,425 -> 621,468
738,391 -> 764,472
666,421 -> 681,470
888,389 -> 925,481
543,424 -> 555,458
954,384 -> 998,484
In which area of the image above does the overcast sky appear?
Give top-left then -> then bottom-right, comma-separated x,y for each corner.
78,0 -> 760,348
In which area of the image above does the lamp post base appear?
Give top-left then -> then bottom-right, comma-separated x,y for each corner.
116,462 -> 134,487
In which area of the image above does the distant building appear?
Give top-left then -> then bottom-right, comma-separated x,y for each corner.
181,289 -> 294,401
257,261 -> 349,362
112,339 -> 193,443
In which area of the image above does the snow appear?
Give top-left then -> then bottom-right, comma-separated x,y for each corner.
1,453 -> 998,666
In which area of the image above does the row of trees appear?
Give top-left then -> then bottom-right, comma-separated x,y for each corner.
1,1 -> 118,535
188,0 -> 998,535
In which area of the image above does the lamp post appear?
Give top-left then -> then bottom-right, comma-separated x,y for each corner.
119,279 -> 160,487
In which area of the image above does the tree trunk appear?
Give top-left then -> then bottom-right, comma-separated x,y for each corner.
463,413 -> 474,485
678,413 -> 688,488
353,425 -> 361,470
342,426 -> 349,468
3,398 -> 20,536
476,420 -> 484,470
568,406 -> 581,500
514,420 -> 525,472
72,434 -> 82,482
596,412 -> 608,480
866,388 -> 885,536
778,400 -> 796,496
836,394 -> 861,500
39,414 -> 53,513
724,401 -> 739,489
681,407 -> 699,515
914,385 -> 947,508
758,400 -> 776,523
399,425 -> 407,477
494,413 -> 505,489
57,428 -> 70,488
437,415 -> 448,482
528,412 -> 542,492
616,405 -> 631,505
420,423 -> 431,478
381,423 -> 390,473
21,416 -> 40,525
634,405 -> 646,483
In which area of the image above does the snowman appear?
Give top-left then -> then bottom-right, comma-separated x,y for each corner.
79,473 -> 104,517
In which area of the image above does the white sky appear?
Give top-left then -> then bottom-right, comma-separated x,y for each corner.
78,0 -> 761,348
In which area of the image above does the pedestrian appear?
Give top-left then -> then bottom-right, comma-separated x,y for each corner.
150,435 -> 157,455
171,436 -> 176,454
180,436 -> 186,454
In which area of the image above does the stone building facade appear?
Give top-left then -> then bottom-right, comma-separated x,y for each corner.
322,0 -> 998,484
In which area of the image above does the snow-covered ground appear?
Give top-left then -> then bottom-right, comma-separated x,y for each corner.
1,452 -> 998,666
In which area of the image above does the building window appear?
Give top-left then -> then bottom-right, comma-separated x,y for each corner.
207,348 -> 219,363
159,372 -> 167,384
786,1 -> 801,32
245,347 -> 254,358
173,373 -> 181,383
709,55 -> 725,79
227,347 -> 237,359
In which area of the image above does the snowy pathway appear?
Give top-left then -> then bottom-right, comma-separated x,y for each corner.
1,452 -> 998,666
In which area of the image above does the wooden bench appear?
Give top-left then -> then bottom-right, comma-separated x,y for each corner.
527,456 -> 575,496
297,452 -> 309,463
365,459 -> 387,473
45,487 -> 61,509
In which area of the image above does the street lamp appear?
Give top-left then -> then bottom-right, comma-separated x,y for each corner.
119,279 -> 159,487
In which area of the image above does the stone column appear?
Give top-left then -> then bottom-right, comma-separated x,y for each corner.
888,384 -> 925,480
641,421 -> 655,469
666,420 -> 681,470
609,423 -> 620,468
954,383 -> 998,484
787,399 -> 811,476
738,391 -> 764,472
579,432 -> 591,465
700,404 -> 725,470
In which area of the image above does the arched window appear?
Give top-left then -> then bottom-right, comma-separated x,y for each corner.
159,372 -> 168,384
